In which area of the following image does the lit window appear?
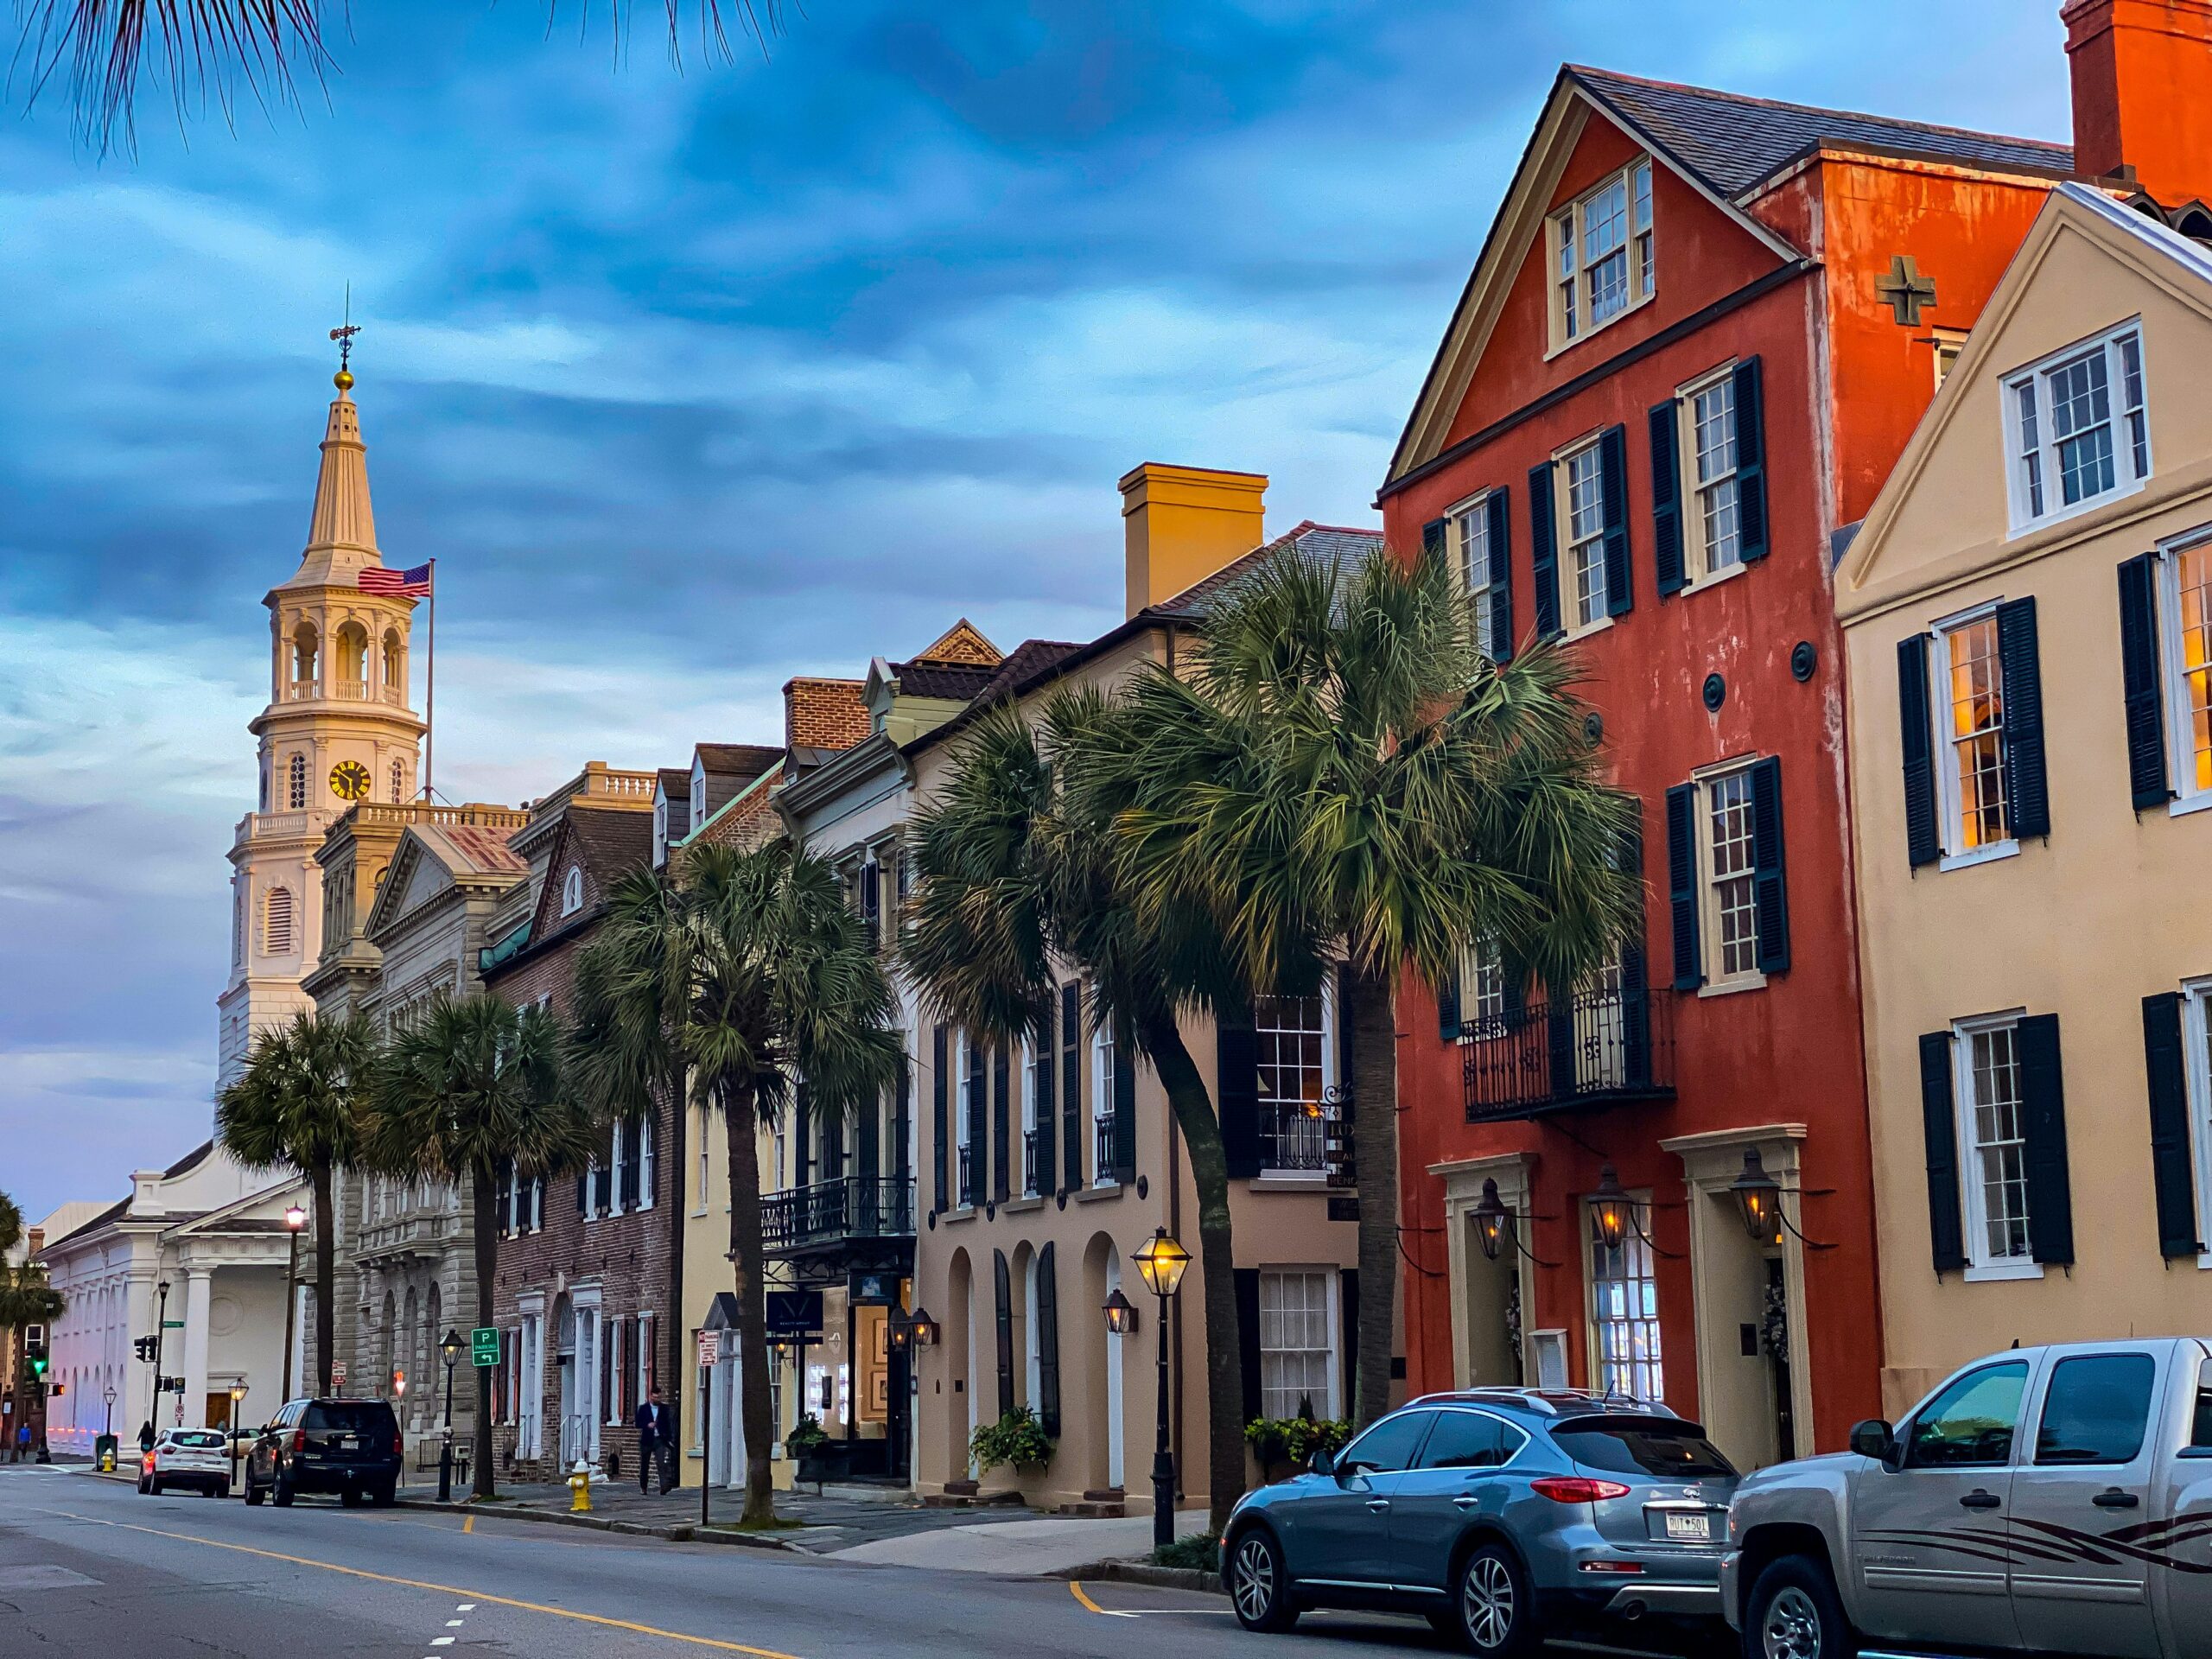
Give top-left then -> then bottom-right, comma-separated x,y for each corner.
561,866 -> 584,918
2005,322 -> 2149,531
1563,442 -> 1608,626
1549,157 -> 1657,349
1254,993 -> 1331,1173
2158,538 -> 2212,799
1956,1019 -> 2031,1267
1936,613 -> 2011,854
1258,1268 -> 1337,1421
1589,1212 -> 1662,1402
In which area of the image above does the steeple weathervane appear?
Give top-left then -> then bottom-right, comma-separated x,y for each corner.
329,286 -> 360,392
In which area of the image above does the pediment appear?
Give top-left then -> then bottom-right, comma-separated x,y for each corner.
365,830 -> 453,938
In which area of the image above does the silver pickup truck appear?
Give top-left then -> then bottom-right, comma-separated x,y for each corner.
1722,1338 -> 2212,1659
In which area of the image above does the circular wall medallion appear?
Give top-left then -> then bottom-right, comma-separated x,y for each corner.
1790,640 -> 1818,683
208,1296 -> 243,1338
1135,1174 -> 1149,1200
1583,711 -> 1605,747
1702,672 -> 1726,713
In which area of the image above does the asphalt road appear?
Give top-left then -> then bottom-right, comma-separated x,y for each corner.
0,1465 -> 1714,1659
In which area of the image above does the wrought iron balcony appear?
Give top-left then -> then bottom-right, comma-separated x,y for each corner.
1462,984 -> 1674,1122
761,1176 -> 916,1255
1257,1100 -> 1329,1173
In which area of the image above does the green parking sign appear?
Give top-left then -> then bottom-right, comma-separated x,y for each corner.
471,1326 -> 500,1368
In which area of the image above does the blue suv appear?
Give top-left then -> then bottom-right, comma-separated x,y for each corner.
1220,1389 -> 1738,1654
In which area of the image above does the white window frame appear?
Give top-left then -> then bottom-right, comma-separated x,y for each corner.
2156,526 -> 2212,816
1256,1266 -> 1341,1421
1448,488 -> 1499,650
956,1033 -> 980,1205
1927,601 -> 2021,871
1950,1011 -> 2041,1281
560,866 -> 584,917
2002,319 -> 2150,537
1675,361 -> 1746,587
1459,936 -> 1508,1039
1554,435 -> 1610,632
1931,327 -> 1968,389
1547,156 -> 1656,353
635,1113 -> 655,1211
1689,755 -> 1766,995
1020,1036 -> 1039,1198
1253,988 -> 1336,1179
2179,979 -> 2212,1272
609,1121 -> 627,1217
1586,1199 -> 1663,1403
1091,1022 -> 1119,1188
653,798 -> 669,867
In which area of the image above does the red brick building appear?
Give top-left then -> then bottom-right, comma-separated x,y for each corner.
1380,59 -> 2083,1465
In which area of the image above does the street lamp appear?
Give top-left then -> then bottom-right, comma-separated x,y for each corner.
281,1204 -> 308,1402
153,1279 -> 173,1431
102,1385 -> 116,1438
228,1383 -> 248,1494
1129,1229 -> 1190,1550
1588,1166 -> 1631,1254
437,1330 -> 463,1503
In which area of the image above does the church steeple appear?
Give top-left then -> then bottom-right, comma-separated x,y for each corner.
290,364 -> 381,588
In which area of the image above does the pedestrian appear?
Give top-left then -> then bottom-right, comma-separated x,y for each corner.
14,1422 -> 30,1464
137,1420 -> 156,1455
633,1385 -> 673,1494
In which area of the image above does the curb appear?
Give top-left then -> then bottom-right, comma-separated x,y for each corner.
1063,1560 -> 1226,1596
392,1496 -> 808,1550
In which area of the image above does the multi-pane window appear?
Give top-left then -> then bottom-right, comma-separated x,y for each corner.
1589,1220 -> 1663,1402
2169,541 -> 2212,796
1564,443 -> 1607,626
1550,158 -> 1656,348
1461,937 -> 1507,1037
1689,373 -> 1742,575
2005,323 -> 2149,529
1092,1023 -> 1118,1185
561,866 -> 584,917
390,758 -> 405,803
1453,495 -> 1494,647
1020,1037 -> 1039,1197
1939,614 -> 2009,851
1706,771 -> 1758,980
1956,1020 -> 2031,1265
1255,993 -> 1329,1172
1258,1268 -> 1335,1421
288,753 -> 308,810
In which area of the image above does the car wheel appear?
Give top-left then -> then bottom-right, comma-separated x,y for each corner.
148,1476 -> 163,1498
273,1477 -> 295,1508
1745,1555 -> 1853,1659
1225,1527 -> 1299,1633
371,1482 -> 397,1508
136,1473 -> 149,1495
245,1479 -> 265,1508
340,1486 -> 365,1508
1452,1542 -> 1535,1656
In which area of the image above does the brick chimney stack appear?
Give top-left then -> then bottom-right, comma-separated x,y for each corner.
2064,0 -> 2212,205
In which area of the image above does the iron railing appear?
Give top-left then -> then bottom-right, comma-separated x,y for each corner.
1257,1101 -> 1329,1172
1093,1113 -> 1117,1183
761,1176 -> 918,1254
1022,1128 -> 1039,1197
1462,984 -> 1674,1122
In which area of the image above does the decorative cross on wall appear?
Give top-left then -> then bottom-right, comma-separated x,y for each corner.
1875,254 -> 1938,327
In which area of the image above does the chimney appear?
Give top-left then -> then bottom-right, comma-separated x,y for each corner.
782,677 -> 869,755
1118,463 -> 1268,620
2064,0 -> 2212,204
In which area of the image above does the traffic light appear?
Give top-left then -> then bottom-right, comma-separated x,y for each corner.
26,1345 -> 48,1380
134,1336 -> 156,1363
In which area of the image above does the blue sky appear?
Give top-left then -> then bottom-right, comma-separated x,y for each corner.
0,2 -> 2070,1222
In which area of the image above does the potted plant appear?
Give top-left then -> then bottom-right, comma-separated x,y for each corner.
1244,1402 -> 1353,1482
785,1414 -> 835,1487
969,1406 -> 1053,1479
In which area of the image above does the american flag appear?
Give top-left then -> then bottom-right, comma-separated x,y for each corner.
357,562 -> 433,597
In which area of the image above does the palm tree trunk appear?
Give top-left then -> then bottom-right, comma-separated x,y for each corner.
313,1161 -> 336,1396
470,1166 -> 499,1500
1344,962 -> 1400,1429
722,1080 -> 776,1526
1141,1014 -> 1246,1531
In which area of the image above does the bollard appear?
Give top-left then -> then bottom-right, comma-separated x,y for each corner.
569,1459 -> 592,1514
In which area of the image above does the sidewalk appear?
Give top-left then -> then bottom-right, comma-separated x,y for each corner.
826,1508 -> 1208,1573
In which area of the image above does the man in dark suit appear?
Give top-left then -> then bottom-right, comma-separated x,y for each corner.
633,1386 -> 674,1494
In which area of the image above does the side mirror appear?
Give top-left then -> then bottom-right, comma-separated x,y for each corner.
1849,1418 -> 1900,1470
1308,1447 -> 1336,1478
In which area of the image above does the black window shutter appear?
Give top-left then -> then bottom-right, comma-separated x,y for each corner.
1997,598 -> 2050,840
795,1082 -> 812,1188
576,1172 -> 588,1215
594,1158 -> 613,1216
1436,966 -> 1462,1044
1111,1020 -> 1137,1185
1035,1243 -> 1061,1438
1338,1268 -> 1360,1414
2142,993 -> 2202,1257
993,1249 -> 1014,1417
860,861 -> 880,951
1218,1007 -> 1262,1180
931,1026 -> 949,1215
965,1035 -> 987,1205
2119,554 -> 2171,810
1421,515 -> 1446,568
1235,1268 -> 1262,1425
1897,635 -> 1941,868
991,1044 -> 1012,1203
1617,809 -> 1652,1088
620,1129 -> 642,1207
1649,399 -> 1685,595
1529,461 -> 1560,638
1337,960 -> 1356,1092
1665,782 -> 1702,990
1546,984 -> 1577,1095
1033,998 -> 1057,1197
1599,423 -> 1634,617
1733,356 -> 1768,563
1486,489 -> 1515,663
1749,755 -> 1790,975
1061,982 -> 1083,1192
2017,1013 -> 2075,1266
893,1052 -> 912,1181
1918,1031 -> 1967,1272
857,1086 -> 880,1184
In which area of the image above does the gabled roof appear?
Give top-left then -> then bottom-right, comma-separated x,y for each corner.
695,743 -> 781,779
1156,522 -> 1384,619
1571,67 -> 2071,205
655,767 -> 690,801
564,803 -> 654,880
911,618 -> 1001,666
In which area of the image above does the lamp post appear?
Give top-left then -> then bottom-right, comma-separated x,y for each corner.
280,1204 -> 307,1402
1129,1229 -> 1190,1551
152,1279 -> 172,1430
102,1385 -> 116,1438
437,1330 -> 462,1503
227,1383 -> 247,1494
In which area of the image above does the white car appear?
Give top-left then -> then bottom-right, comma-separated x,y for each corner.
138,1428 -> 232,1497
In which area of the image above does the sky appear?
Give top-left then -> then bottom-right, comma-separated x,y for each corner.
0,1 -> 2073,1224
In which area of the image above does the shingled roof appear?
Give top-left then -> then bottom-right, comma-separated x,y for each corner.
887,659 -> 1003,701
1157,522 -> 1386,620
1569,67 -> 2072,202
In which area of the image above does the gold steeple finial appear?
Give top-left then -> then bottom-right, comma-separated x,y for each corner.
329,283 -> 359,392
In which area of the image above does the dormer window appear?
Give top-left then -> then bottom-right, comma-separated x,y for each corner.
561,866 -> 584,918
652,797 -> 669,867
1548,158 -> 1656,351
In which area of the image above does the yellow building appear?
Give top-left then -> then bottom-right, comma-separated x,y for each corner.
1840,182 -> 2212,1414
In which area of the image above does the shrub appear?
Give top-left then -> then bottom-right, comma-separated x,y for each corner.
1244,1414 -> 1352,1475
785,1414 -> 828,1458
1154,1529 -> 1220,1571
969,1406 -> 1054,1474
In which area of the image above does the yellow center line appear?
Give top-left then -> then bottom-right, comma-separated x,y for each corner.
462,1514 -> 474,1535
51,1509 -> 801,1657
1068,1580 -> 1134,1618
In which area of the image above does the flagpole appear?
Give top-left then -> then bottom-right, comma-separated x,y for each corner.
423,561 -> 436,803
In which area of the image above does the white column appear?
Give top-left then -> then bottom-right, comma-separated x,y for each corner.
124,1272 -> 156,1441
181,1268 -> 213,1428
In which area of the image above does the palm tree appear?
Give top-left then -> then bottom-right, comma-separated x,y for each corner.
18,2 -> 783,152
0,1192 -> 67,1459
216,1010 -> 378,1395
902,690 -> 1256,1529
367,993 -> 594,1500
569,838 -> 899,1525
1109,540 -> 1637,1427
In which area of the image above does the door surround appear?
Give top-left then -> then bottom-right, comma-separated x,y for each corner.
1433,1152 -> 1539,1391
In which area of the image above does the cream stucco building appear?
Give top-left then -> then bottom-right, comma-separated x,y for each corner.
1840,182 -> 2212,1414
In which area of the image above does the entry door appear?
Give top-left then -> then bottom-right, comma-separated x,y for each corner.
1851,1359 -> 2031,1649
2007,1350 -> 2163,1659
1286,1410 -> 1433,1588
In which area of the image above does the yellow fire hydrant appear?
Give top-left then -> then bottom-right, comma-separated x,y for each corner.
568,1459 -> 592,1514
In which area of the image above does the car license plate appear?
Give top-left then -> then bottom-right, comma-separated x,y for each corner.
1663,1510 -> 1712,1541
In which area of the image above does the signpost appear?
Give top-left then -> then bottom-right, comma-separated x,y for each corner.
331,1359 -> 347,1394
696,1331 -> 720,1529
471,1326 -> 500,1369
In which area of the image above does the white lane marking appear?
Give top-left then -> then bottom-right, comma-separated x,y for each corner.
455,1603 -> 474,1611
431,1640 -> 454,1648
445,1618 -> 464,1625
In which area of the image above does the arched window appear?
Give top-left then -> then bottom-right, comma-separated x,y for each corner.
264,886 -> 294,956
382,630 -> 404,695
288,753 -> 308,810
335,623 -> 369,697
259,756 -> 270,812
561,866 -> 585,917
291,622 -> 319,690
391,758 -> 406,803
232,884 -> 246,966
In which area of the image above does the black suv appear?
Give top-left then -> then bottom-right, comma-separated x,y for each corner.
244,1398 -> 403,1508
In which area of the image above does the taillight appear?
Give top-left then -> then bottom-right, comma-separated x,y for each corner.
1530,1476 -> 1631,1503
291,1429 -> 307,1454
393,1433 -> 404,1457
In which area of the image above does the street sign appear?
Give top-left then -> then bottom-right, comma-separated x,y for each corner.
470,1325 -> 500,1369
162,1320 -> 184,1329
696,1330 -> 720,1367
331,1360 -> 347,1388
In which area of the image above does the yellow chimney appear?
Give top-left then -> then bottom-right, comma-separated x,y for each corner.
1118,462 -> 1267,619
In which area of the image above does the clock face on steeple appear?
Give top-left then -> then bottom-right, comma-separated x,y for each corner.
329,760 -> 372,801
